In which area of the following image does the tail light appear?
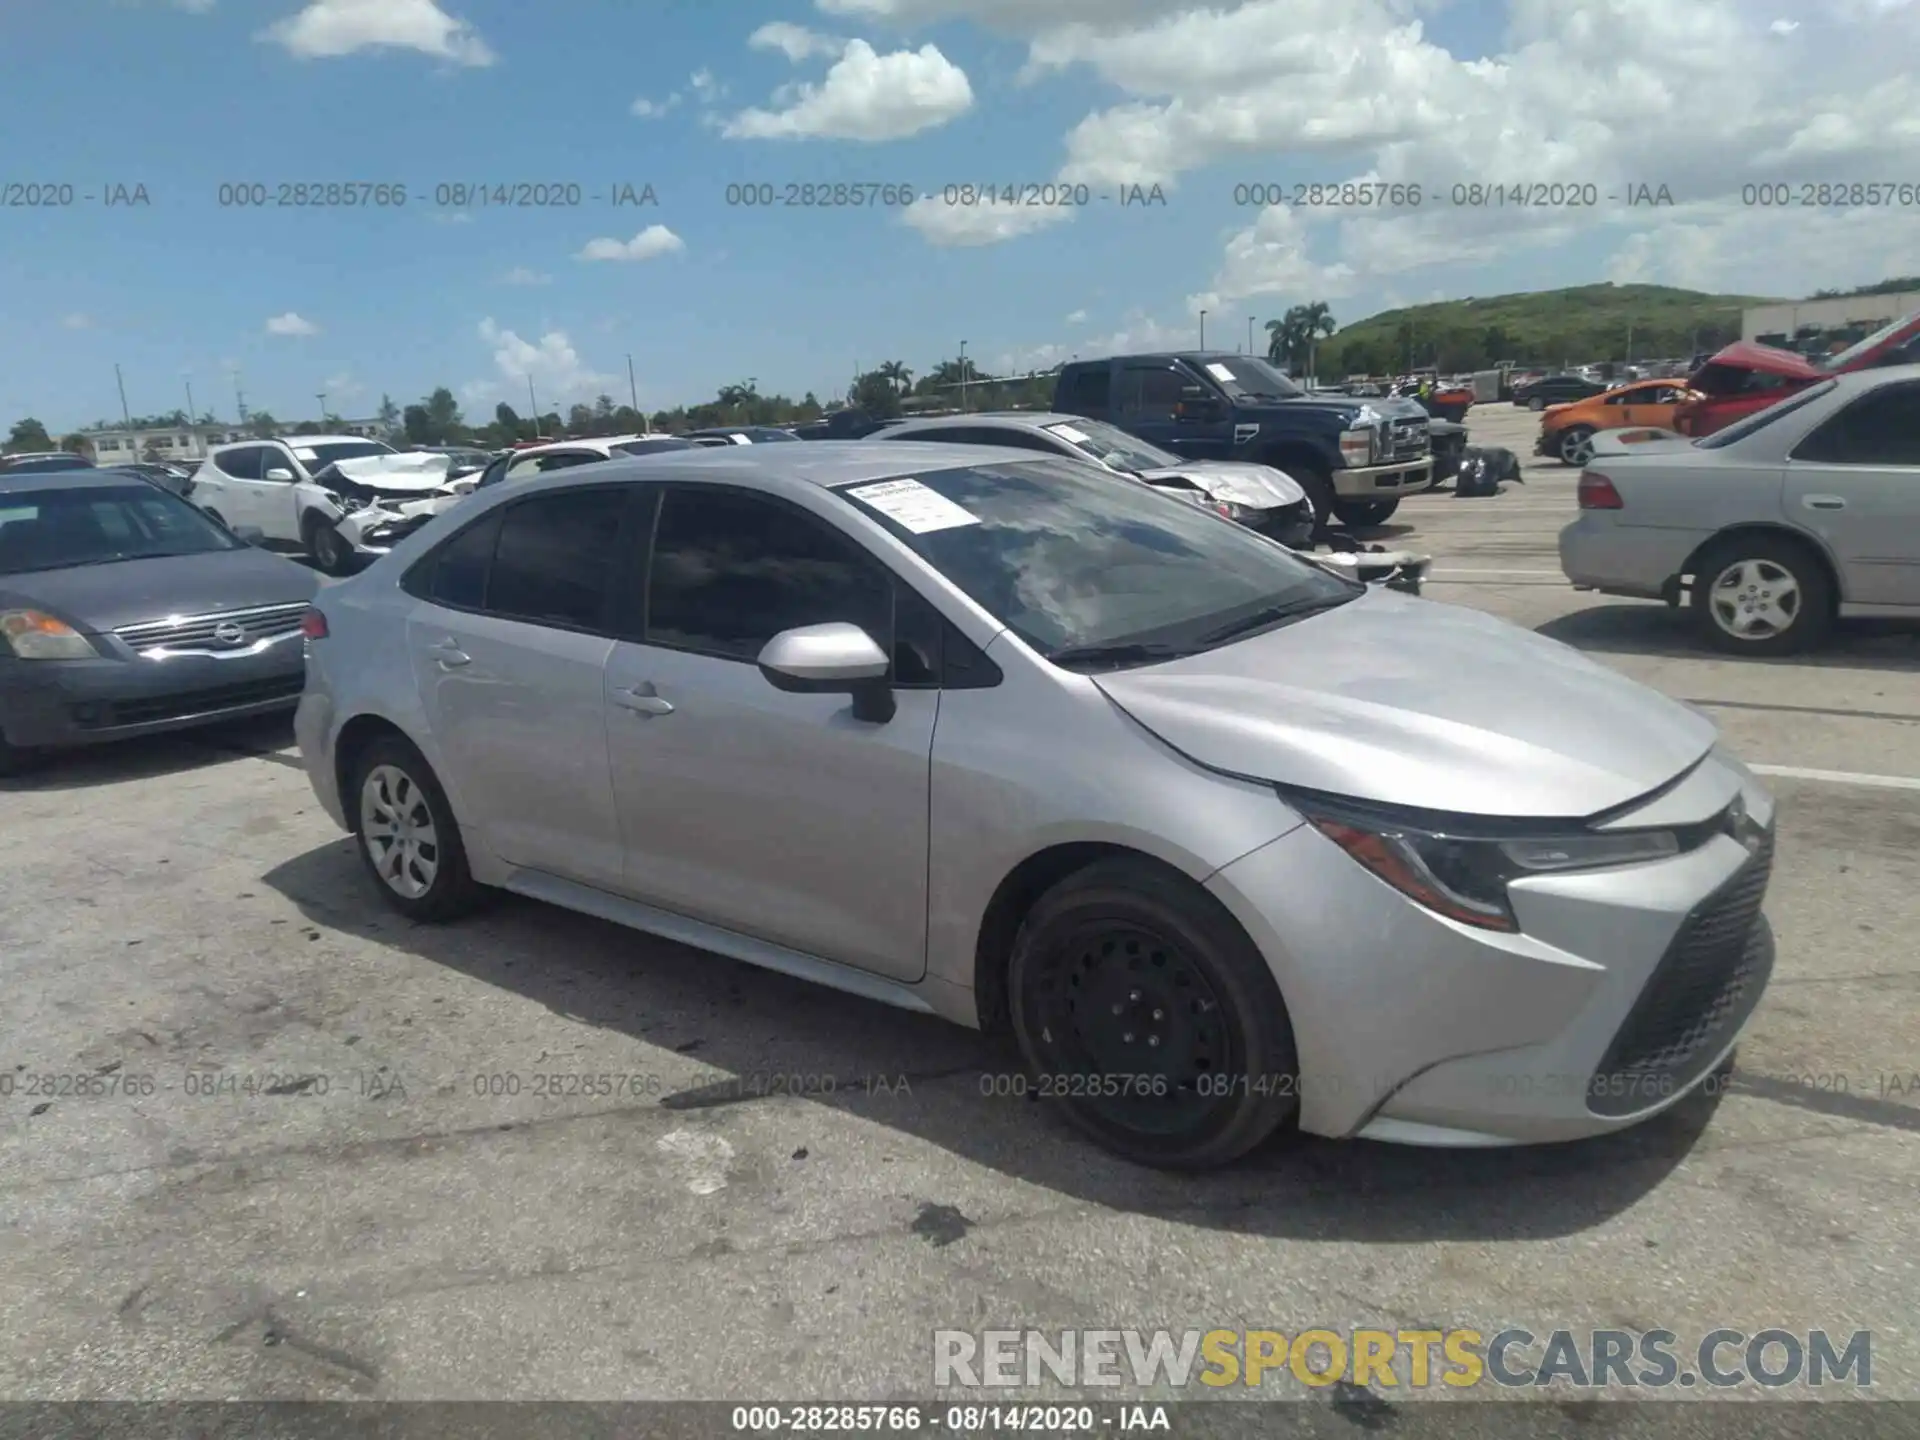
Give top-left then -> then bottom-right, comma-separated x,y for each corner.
300,609 -> 329,639
1577,471 -> 1624,509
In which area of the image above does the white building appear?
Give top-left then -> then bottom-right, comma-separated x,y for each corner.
81,418 -> 389,462
1742,291 -> 1920,345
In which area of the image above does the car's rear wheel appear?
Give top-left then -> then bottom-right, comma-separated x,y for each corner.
1690,534 -> 1834,656
1007,858 -> 1299,1169
304,512 -> 351,575
1334,498 -> 1399,529
349,735 -> 484,921
1557,425 -> 1597,466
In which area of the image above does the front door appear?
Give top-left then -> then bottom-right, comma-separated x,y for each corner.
1782,380 -> 1920,607
603,484 -> 936,981
250,445 -> 307,542
1115,362 -> 1232,459
405,484 -> 639,888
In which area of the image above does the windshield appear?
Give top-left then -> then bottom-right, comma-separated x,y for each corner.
614,437 -> 697,455
1818,309 -> 1920,372
1200,356 -> 1304,399
1693,379 -> 1838,449
0,483 -> 241,574
1040,419 -> 1181,472
293,441 -> 397,470
836,457 -> 1357,663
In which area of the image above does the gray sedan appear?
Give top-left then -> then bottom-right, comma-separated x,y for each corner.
1560,364 -> 1920,654
297,443 -> 1775,1168
1,470 -> 319,773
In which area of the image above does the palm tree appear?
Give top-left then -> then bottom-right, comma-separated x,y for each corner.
877,360 -> 913,395
1263,317 -> 1289,365
1297,301 -> 1336,380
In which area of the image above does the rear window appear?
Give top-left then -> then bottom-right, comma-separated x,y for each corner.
613,438 -> 697,456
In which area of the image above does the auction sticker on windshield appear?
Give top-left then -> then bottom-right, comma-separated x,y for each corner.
847,478 -> 980,533
1205,363 -> 1236,383
1045,423 -> 1091,444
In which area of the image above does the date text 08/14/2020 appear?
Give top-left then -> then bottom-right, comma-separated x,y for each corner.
209,182 -> 659,208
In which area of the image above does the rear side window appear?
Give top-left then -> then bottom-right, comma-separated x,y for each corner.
487,488 -> 632,629
426,510 -> 503,609
1062,367 -> 1111,412
1791,382 -> 1920,465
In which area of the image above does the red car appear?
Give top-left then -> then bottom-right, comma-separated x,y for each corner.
1673,306 -> 1920,435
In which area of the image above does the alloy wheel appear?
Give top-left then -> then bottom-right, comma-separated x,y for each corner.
1559,428 -> 1595,466
1707,558 -> 1801,641
359,763 -> 440,899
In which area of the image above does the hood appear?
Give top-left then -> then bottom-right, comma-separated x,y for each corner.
1091,590 -> 1715,818
316,453 -> 460,494
1135,460 -> 1306,508
1691,342 -> 1821,389
1242,393 -> 1428,424
0,546 -> 319,634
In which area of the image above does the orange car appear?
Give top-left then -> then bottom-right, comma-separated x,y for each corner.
1534,378 -> 1698,466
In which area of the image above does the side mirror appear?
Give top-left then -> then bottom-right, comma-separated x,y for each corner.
756,622 -> 895,723
230,524 -> 267,545
264,467 -> 295,482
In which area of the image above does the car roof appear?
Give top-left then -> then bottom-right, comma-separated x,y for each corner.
882,412 -> 1079,433
0,467 -> 165,494
525,439 -> 1040,492
508,433 -> 675,456
214,434 -> 384,452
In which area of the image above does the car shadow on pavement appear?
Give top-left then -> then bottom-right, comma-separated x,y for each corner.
0,714 -> 302,793
1537,604 -> 1919,668
263,840 -> 1717,1243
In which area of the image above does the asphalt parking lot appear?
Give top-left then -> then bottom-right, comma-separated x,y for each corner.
3,408 -> 1917,1414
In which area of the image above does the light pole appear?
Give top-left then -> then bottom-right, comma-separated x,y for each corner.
1247,315 -> 1254,355
626,354 -> 638,411
1199,310 -> 1207,349
958,340 -> 968,412
316,392 -> 328,422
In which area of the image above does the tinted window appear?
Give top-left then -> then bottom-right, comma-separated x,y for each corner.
1063,366 -> 1111,412
487,488 -> 631,629
836,458 -> 1355,662
1119,367 -> 1186,415
646,488 -> 891,662
612,438 -> 696,456
427,510 -> 503,609
257,448 -> 298,480
217,446 -> 261,480
1791,383 -> 1920,465
474,455 -> 513,489
0,483 -> 241,575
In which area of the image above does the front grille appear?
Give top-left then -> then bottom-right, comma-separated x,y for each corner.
1588,825 -> 1775,1117
72,674 -> 306,730
113,602 -> 309,655
1385,417 -> 1430,461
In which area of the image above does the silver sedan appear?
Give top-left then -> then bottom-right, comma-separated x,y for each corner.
297,443 -> 1776,1168
1560,364 -> 1920,654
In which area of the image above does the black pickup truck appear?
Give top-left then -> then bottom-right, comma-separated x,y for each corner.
1053,352 -> 1432,530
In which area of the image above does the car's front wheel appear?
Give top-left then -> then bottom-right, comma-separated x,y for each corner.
348,735 -> 485,920
1528,396 -> 1546,411
1007,858 -> 1300,1169
1334,498 -> 1399,529
1281,465 -> 1335,542
1691,534 -> 1834,656
304,512 -> 352,575
1557,425 -> 1597,466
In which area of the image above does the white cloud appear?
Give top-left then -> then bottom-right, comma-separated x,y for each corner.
321,372 -> 366,401
577,225 -> 685,261
900,190 -> 1070,245
61,313 -> 93,330
1768,18 -> 1800,32
431,210 -> 473,224
500,266 -> 552,285
265,311 -> 318,336
722,39 -> 971,140
994,311 -> 1198,376
689,68 -> 724,101
1065,309 -> 1086,323
260,0 -> 494,65
472,319 -> 615,409
631,92 -> 682,117
751,21 -> 846,60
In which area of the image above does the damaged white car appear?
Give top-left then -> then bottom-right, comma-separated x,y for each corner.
189,437 -> 470,574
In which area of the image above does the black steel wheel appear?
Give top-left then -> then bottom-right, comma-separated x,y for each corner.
1008,858 -> 1299,1169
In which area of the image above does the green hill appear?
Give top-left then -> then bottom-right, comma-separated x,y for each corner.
1316,282 -> 1778,376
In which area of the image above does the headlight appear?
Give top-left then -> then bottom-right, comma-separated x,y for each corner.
1291,794 -> 1681,932
1,609 -> 100,661
1338,428 -> 1374,466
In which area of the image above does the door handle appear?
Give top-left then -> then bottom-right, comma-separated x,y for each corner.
1803,495 -> 1846,510
614,684 -> 674,716
428,638 -> 471,668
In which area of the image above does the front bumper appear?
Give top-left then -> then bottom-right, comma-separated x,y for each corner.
1335,457 -> 1432,497
1206,757 -> 1775,1145
0,636 -> 306,750
1534,430 -> 1560,458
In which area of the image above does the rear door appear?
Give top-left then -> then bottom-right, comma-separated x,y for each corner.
1782,380 -> 1920,607
195,445 -> 261,528
404,484 -> 641,887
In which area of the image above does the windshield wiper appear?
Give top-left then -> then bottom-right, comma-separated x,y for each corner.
1045,641 -> 1199,670
1195,592 -> 1355,645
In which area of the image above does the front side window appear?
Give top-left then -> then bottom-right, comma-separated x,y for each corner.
486,488 -> 631,629
217,446 -> 262,480
645,487 -> 891,662
836,458 -> 1356,664
0,484 -> 241,575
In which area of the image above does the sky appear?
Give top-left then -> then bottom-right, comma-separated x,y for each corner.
5,0 -> 1920,433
